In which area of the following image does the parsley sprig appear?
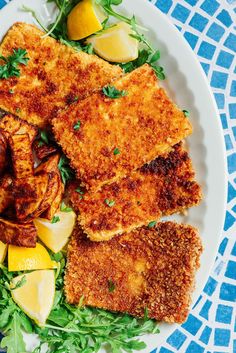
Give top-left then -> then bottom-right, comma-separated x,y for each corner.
58,155 -> 75,184
0,252 -> 159,353
102,85 -> 127,99
0,48 -> 29,79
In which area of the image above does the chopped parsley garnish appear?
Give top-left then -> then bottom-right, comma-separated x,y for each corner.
183,110 -> 190,117
108,279 -> 116,292
113,147 -> 120,155
148,221 -> 157,228
73,120 -> 81,130
8,89 -> 14,94
60,201 -> 73,212
105,199 -> 115,207
102,85 -> 127,99
58,155 -> 74,185
73,96 -> 79,102
0,48 -> 29,79
52,215 -> 60,224
76,187 -> 84,195
15,108 -> 21,113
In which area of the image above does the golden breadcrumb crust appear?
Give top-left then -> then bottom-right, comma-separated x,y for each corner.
69,143 -> 202,241
53,64 -> 192,191
0,22 -> 122,128
65,222 -> 203,323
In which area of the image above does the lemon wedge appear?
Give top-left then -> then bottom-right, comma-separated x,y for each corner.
34,211 -> 76,253
87,21 -> 139,63
0,241 -> 7,263
8,243 -> 56,272
67,0 -> 107,40
11,270 -> 55,327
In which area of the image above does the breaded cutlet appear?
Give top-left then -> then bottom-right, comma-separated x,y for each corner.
0,22 -> 122,128
65,222 -> 203,323
53,64 -> 192,191
69,143 -> 202,241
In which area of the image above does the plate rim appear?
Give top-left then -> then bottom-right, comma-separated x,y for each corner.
0,0 -> 228,351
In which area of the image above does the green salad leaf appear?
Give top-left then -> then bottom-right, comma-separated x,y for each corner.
0,251 -> 159,353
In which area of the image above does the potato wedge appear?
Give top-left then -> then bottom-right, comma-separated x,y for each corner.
0,113 -> 37,142
14,173 -> 49,221
35,153 -> 60,174
33,140 -> 57,160
42,180 -> 64,220
0,218 -> 37,247
0,130 -> 7,175
33,172 -> 60,218
0,174 -> 13,213
9,134 -> 34,179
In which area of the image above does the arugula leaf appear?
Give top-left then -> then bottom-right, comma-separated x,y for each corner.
148,221 -> 157,228
10,276 -> 26,291
183,109 -> 190,117
73,120 -> 81,130
0,48 -> 29,79
102,85 -> 127,99
58,155 -> 75,184
0,312 -> 26,353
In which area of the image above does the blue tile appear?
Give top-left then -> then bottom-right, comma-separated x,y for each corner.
224,33 -> 236,53
200,0 -> 220,15
167,329 -> 187,350
214,93 -> 225,109
224,211 -> 235,230
201,62 -> 210,75
175,25 -> 182,31
233,127 -> 236,141
216,50 -> 234,69
198,41 -> 216,59
220,282 -> 236,302
199,300 -> 212,319
232,242 -> 236,256
225,134 -> 233,150
214,328 -> 230,346
232,204 -> 236,214
186,341 -> 204,353
0,0 -> 7,9
184,0 -> 199,5
225,260 -> 236,280
210,71 -> 228,89
171,4 -> 190,23
193,295 -> 202,309
228,182 -> 236,202
150,350 -> 157,353
220,113 -> 228,129
189,13 -> 208,32
184,31 -> 199,49
204,277 -> 218,296
200,326 -> 212,344
216,304 -> 233,324
229,103 -> 236,118
182,314 -> 202,335
159,348 -> 174,353
219,237 -> 229,256
231,81 -> 236,97
217,9 -> 233,27
156,0 -> 173,14
234,339 -> 236,353
207,23 -> 225,41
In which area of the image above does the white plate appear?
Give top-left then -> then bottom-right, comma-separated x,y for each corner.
0,0 -> 227,352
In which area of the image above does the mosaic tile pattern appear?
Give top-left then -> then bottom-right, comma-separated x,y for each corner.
0,0 -> 235,352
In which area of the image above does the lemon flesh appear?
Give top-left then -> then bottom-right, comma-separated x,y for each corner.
0,241 -> 7,263
34,211 -> 76,253
8,243 -> 56,272
67,0 -> 107,40
87,22 -> 139,63
11,270 -> 55,327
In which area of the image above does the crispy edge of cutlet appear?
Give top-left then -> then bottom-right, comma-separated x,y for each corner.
53,64 -> 192,191
68,143 -> 202,241
65,222 -> 203,323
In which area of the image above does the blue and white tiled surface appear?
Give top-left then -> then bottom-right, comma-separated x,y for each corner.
0,0 -> 235,352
